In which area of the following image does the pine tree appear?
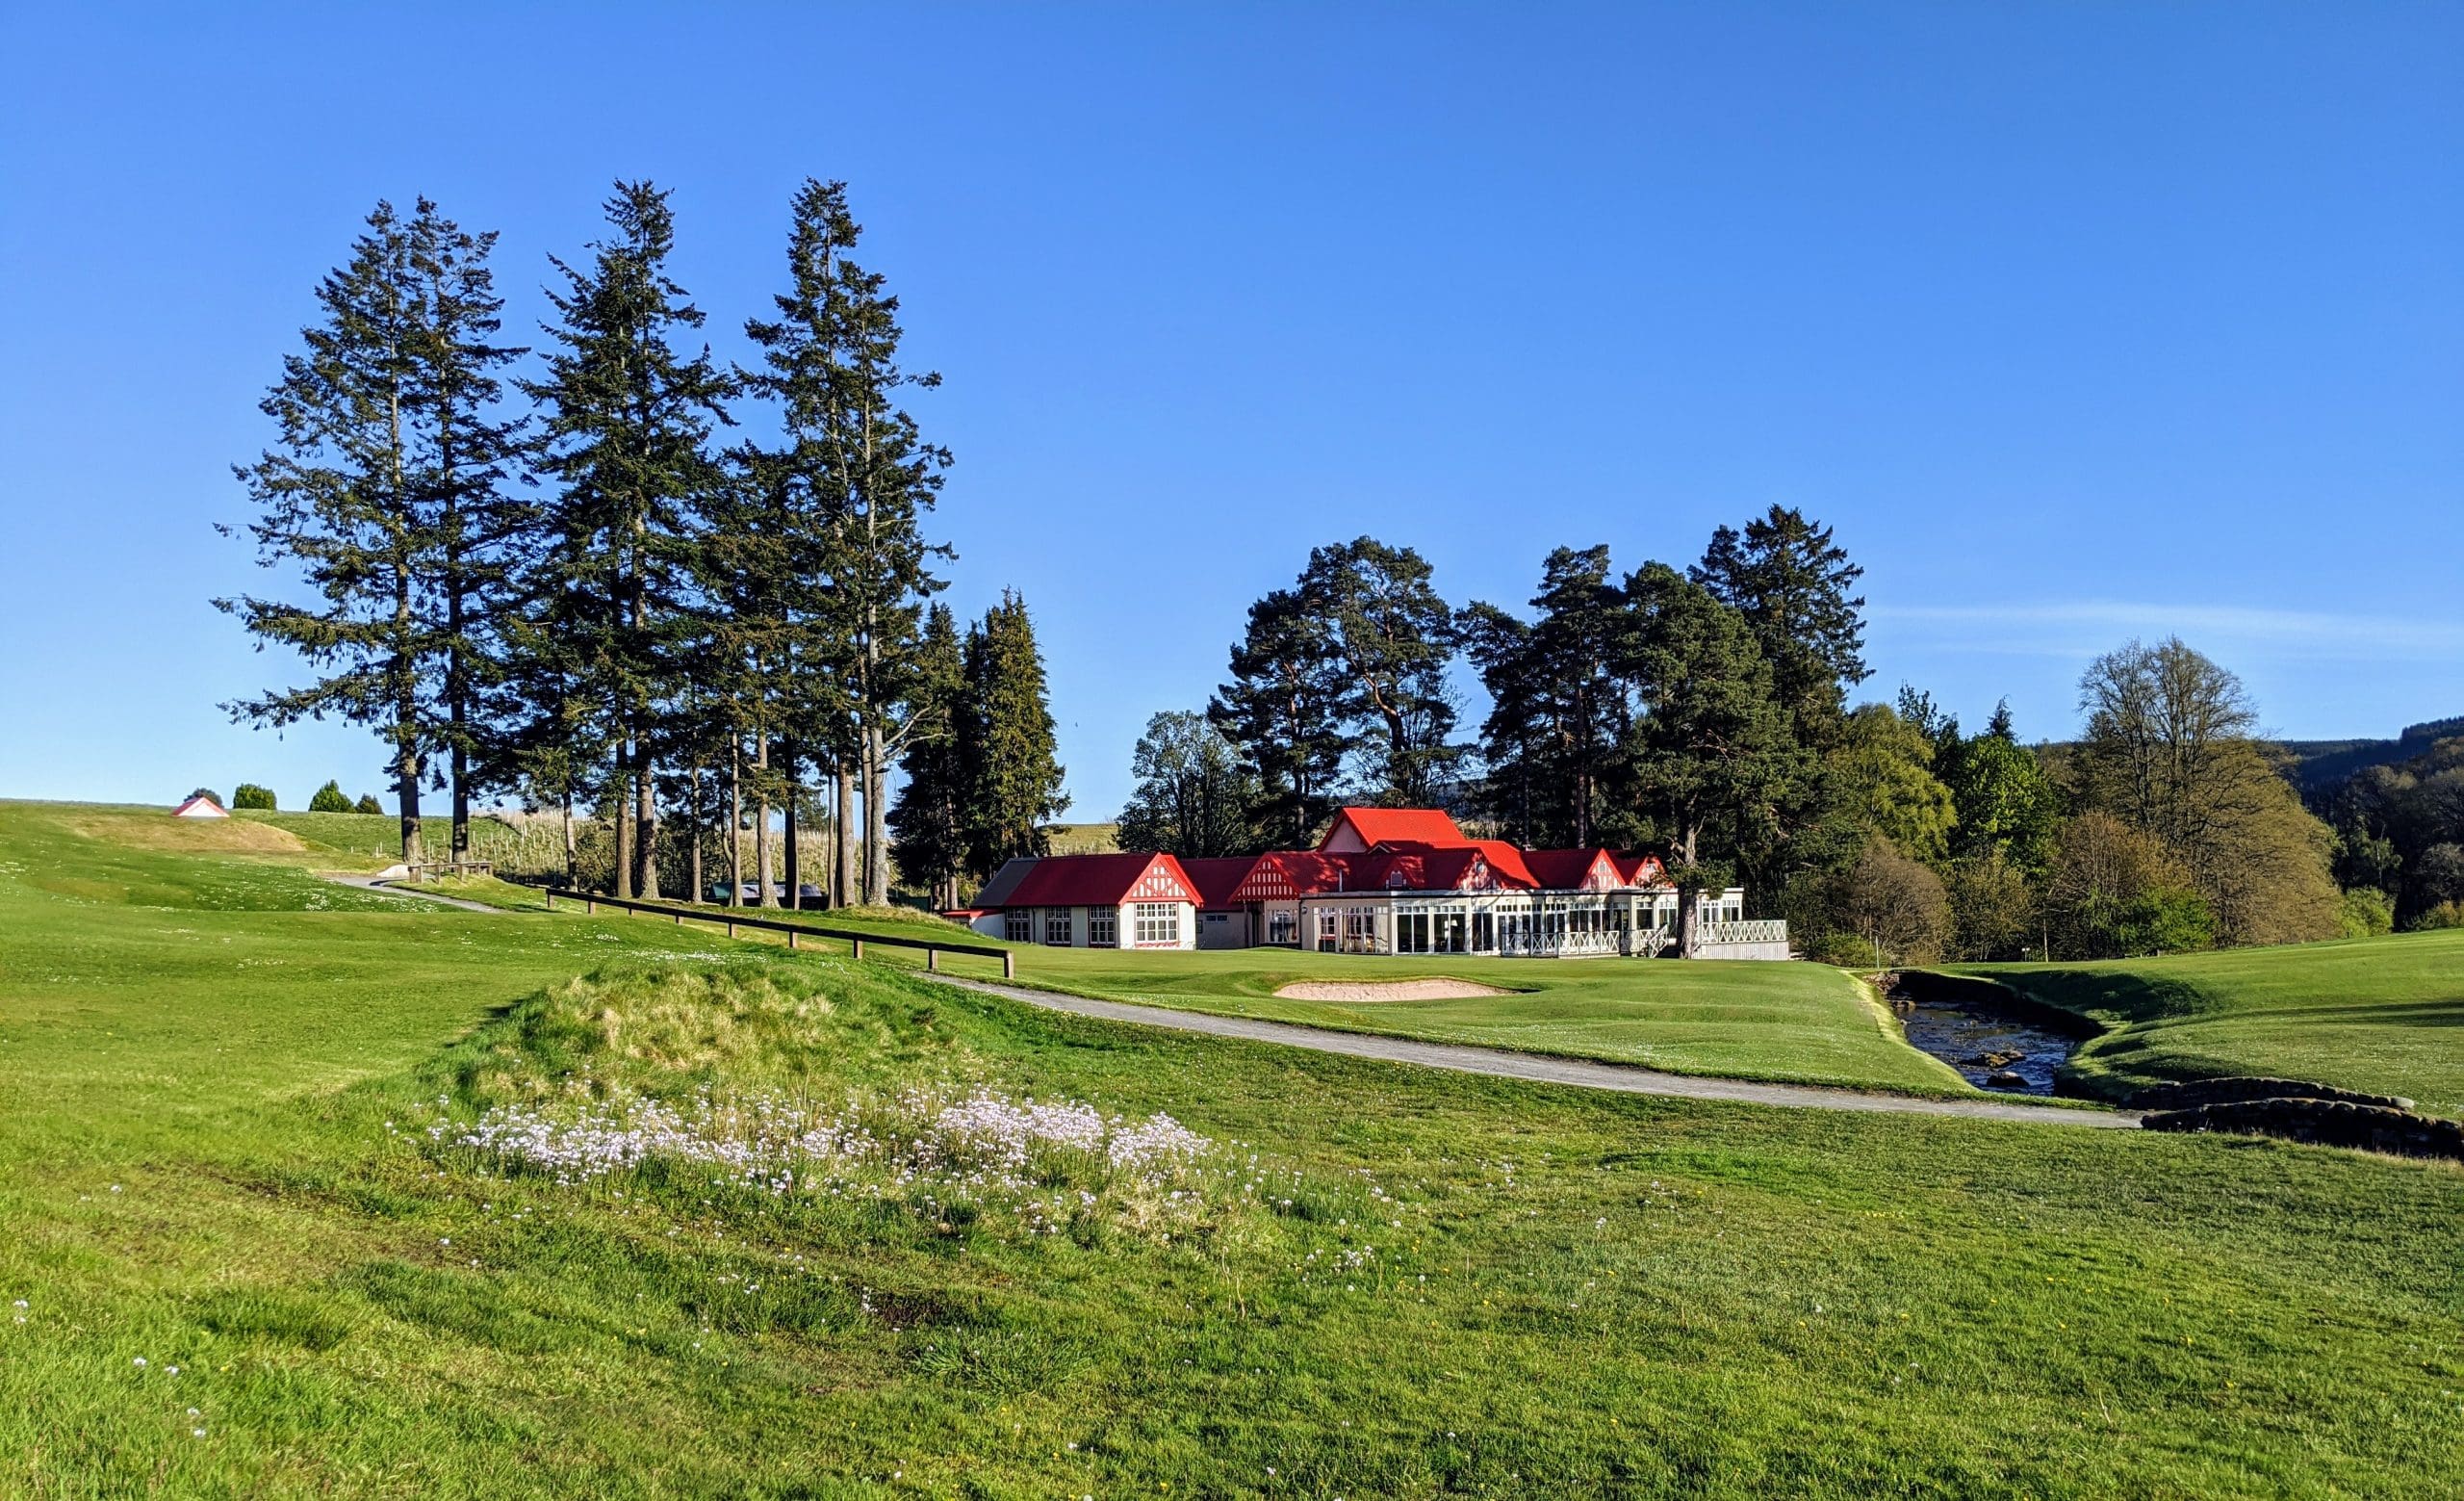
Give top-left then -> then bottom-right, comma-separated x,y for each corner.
1210,588 -> 1347,849
403,200 -> 527,862
1467,546 -> 1629,846
519,181 -> 732,898
310,780 -> 353,814
887,603 -> 968,904
961,591 -> 1067,879
1689,506 -> 1867,910
1613,563 -> 1810,955
219,200 -> 436,862
1690,506 -> 1868,736
742,179 -> 950,908
1297,537 -> 1464,804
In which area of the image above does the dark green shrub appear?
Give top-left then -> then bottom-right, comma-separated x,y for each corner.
354,793 -> 384,815
309,779 -> 352,814
231,784 -> 277,811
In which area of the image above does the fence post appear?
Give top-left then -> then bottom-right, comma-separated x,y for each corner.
726,919 -> 735,939
786,929 -> 799,951
544,892 -> 554,912
1002,951 -> 1015,980
927,948 -> 939,973
852,938 -> 865,962
584,897 -> 597,916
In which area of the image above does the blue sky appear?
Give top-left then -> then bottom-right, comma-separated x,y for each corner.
3,2 -> 2458,817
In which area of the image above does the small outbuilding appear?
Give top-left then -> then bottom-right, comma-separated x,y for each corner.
172,794 -> 228,819
962,851 -> 1201,950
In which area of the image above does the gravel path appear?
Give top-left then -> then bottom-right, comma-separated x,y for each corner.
321,872 -> 502,915
929,975 -> 2143,1128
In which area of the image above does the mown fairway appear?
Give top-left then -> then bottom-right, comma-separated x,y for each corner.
1945,932 -> 2464,1116
700,908 -> 1969,1098
3,801 -> 2461,1498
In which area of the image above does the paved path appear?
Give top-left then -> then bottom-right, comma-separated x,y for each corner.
321,872 -> 501,915
928,975 -> 2143,1128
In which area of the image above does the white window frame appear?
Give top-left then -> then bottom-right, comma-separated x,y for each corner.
1089,908 -> 1117,947
1045,908 -> 1074,946
1134,902 -> 1181,946
1004,910 -> 1032,944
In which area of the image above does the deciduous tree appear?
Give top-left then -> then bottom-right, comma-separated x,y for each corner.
1116,711 -> 1262,859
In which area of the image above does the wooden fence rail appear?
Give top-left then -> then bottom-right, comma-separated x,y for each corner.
542,889 -> 1015,979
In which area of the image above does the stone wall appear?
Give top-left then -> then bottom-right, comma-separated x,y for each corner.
2141,1098 -> 2464,1163
2128,1076 -> 2415,1112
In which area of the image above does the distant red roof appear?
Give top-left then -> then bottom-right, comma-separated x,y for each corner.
1178,856 -> 1266,909
1318,807 -> 1465,853
990,852 -> 1200,908
1229,844 -> 1525,900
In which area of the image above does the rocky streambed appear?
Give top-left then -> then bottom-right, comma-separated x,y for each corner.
1885,972 -> 2099,1096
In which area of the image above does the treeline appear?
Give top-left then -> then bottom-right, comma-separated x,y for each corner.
2313,731 -> 2464,932
221,182 -> 1064,907
1118,514 -> 2361,961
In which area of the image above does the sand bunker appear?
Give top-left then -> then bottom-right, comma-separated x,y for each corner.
1274,978 -> 1517,1003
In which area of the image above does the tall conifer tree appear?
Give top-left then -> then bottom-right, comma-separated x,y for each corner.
1211,589 -> 1347,849
961,591 -> 1068,878
520,181 -> 732,897
742,178 -> 949,907
228,198 -> 524,868
1613,563 -> 1809,954
403,200 -> 527,860
887,602 -> 968,905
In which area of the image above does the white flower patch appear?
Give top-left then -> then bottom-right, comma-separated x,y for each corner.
438,1085 -> 1219,1232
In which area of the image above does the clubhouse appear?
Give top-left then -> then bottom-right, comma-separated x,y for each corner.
952,807 -> 1788,959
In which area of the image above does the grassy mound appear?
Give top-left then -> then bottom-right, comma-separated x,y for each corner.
1945,929 -> 2464,1116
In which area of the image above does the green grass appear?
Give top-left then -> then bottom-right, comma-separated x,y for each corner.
1943,930 -> 2464,1117
709,903 -> 1969,1097
3,799 -> 2461,1497
233,807 -> 526,867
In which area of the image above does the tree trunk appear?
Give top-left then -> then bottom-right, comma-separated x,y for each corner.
395,734 -> 424,868
1674,824 -> 1702,959
833,763 -> 855,910
634,756 -> 659,899
560,792 -> 577,890
864,725 -> 890,906
755,730 -> 775,908
687,762 -> 705,904
612,745 -> 633,898
783,738 -> 801,910
727,737 -> 743,907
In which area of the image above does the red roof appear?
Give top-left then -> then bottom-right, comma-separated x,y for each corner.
1318,806 -> 1465,852
993,852 -> 1199,908
1177,856 -> 1265,909
1228,845 -> 1523,900
1614,852 -> 1671,888
1525,848 -> 1626,891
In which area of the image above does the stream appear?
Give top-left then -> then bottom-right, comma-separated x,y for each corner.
1888,981 -> 2087,1096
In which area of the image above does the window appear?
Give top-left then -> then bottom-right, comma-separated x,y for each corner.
1045,909 -> 1074,945
1089,909 -> 1117,947
1345,908 -> 1377,950
1134,902 -> 1181,945
1473,912 -> 1494,951
1317,907 -> 1339,951
1004,911 -> 1032,944
1398,912 -> 1432,954
1269,910 -> 1297,946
